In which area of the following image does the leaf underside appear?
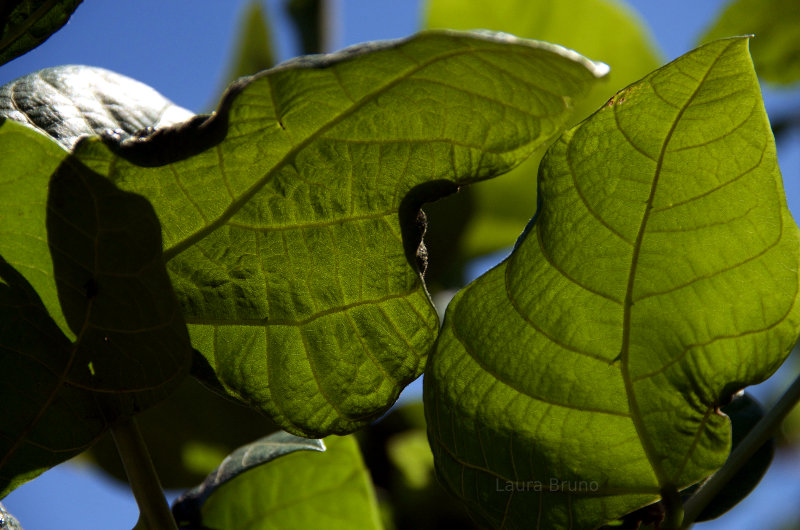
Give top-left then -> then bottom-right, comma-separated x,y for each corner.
425,37 -> 800,529
192,435 -> 382,530
68,30 -> 607,437
0,117 -> 191,497
172,430 -> 325,526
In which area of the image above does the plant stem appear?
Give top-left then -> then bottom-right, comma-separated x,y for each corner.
661,486 -> 683,530
681,372 -> 800,528
319,0 -> 338,53
111,416 -> 177,530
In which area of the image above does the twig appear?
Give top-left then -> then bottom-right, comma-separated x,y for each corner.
111,416 -> 177,530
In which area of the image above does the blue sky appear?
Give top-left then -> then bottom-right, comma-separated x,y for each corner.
2,1 -> 800,528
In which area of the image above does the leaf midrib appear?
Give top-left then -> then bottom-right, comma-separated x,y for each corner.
618,41 -> 734,489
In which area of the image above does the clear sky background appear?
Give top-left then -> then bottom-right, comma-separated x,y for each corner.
2,1 -> 800,528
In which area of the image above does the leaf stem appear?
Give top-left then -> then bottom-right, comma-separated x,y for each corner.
111,416 -> 177,530
681,371 -> 800,527
661,486 -> 683,530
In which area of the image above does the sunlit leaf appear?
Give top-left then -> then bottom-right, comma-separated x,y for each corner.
68,31 -> 607,437
423,0 -> 661,277
0,65 -> 193,150
424,37 -> 800,528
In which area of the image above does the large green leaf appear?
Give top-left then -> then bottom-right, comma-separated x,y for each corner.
424,37 -> 800,529
0,0 -> 83,66
0,119 -> 191,497
66,31 -> 607,437
184,435 -> 382,530
423,0 -> 661,272
700,0 -> 800,85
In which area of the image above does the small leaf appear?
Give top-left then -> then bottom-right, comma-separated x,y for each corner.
171,430 -> 324,527
66,31 -> 607,437
700,0 -> 800,85
0,65 -> 193,150
424,37 -> 800,529
0,0 -> 82,66
179,435 -> 381,530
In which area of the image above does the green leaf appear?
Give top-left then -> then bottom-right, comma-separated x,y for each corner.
0,119 -> 191,497
0,65 -> 193,150
67,31 -> 607,437
700,0 -> 800,85
172,430 -> 324,527
0,0 -> 83,66
424,37 -> 800,529
0,118 -> 70,332
423,0 -> 662,273
184,435 -> 381,530
0,120 -> 96,497
47,158 -> 191,410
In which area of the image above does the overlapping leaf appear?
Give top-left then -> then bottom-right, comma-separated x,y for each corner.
423,0 -> 661,274
0,65 -> 194,150
0,0 -> 83,66
179,435 -> 381,530
424,37 -> 800,529
67,31 -> 607,437
0,119 -> 191,497
172,430 -> 325,526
